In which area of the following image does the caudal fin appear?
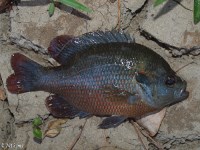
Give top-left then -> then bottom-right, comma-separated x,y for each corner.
6,53 -> 44,94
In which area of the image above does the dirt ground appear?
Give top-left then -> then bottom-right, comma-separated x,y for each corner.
0,0 -> 200,150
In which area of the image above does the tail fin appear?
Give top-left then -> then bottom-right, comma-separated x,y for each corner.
6,53 -> 44,94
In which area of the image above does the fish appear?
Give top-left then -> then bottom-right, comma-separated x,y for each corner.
6,31 -> 189,129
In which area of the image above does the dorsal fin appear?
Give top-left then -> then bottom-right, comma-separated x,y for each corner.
48,35 -> 73,60
48,31 -> 134,65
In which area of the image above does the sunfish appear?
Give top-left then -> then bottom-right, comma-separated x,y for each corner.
6,31 -> 189,128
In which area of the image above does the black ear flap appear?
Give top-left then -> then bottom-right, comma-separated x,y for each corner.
135,72 -> 150,85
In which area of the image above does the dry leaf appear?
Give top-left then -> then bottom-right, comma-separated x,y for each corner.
47,119 -> 68,129
0,88 -> 6,101
44,127 -> 61,138
136,108 -> 166,136
44,119 -> 67,138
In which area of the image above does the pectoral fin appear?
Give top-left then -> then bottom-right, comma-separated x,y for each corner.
103,85 -> 141,105
98,116 -> 127,129
45,95 -> 90,119
127,95 -> 141,104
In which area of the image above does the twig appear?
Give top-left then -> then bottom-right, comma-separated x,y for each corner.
131,121 -> 164,149
175,62 -> 194,73
173,0 -> 192,11
16,95 -> 20,113
22,131 -> 30,150
140,129 -> 164,149
131,120 -> 148,150
117,0 -> 121,31
68,119 -> 87,150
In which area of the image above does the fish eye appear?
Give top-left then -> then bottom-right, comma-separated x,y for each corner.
165,75 -> 176,86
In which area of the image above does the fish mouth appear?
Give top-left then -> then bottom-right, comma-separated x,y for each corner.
179,87 -> 189,101
177,79 -> 189,101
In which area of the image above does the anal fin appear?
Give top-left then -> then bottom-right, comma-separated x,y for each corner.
45,95 -> 90,118
98,116 -> 127,129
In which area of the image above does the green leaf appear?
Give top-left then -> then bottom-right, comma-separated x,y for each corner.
48,2 -> 55,17
194,0 -> 200,24
154,0 -> 167,7
59,0 -> 92,13
32,117 -> 43,127
33,127 -> 42,139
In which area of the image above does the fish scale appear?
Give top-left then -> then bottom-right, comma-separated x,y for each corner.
6,31 -> 189,128
38,64 -> 138,116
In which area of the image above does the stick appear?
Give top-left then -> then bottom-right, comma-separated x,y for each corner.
117,0 -> 121,31
131,121 -> 164,149
131,120 -> 148,150
22,131 -> 30,150
68,119 -> 87,150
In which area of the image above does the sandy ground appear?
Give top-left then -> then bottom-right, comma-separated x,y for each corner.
0,0 -> 200,149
